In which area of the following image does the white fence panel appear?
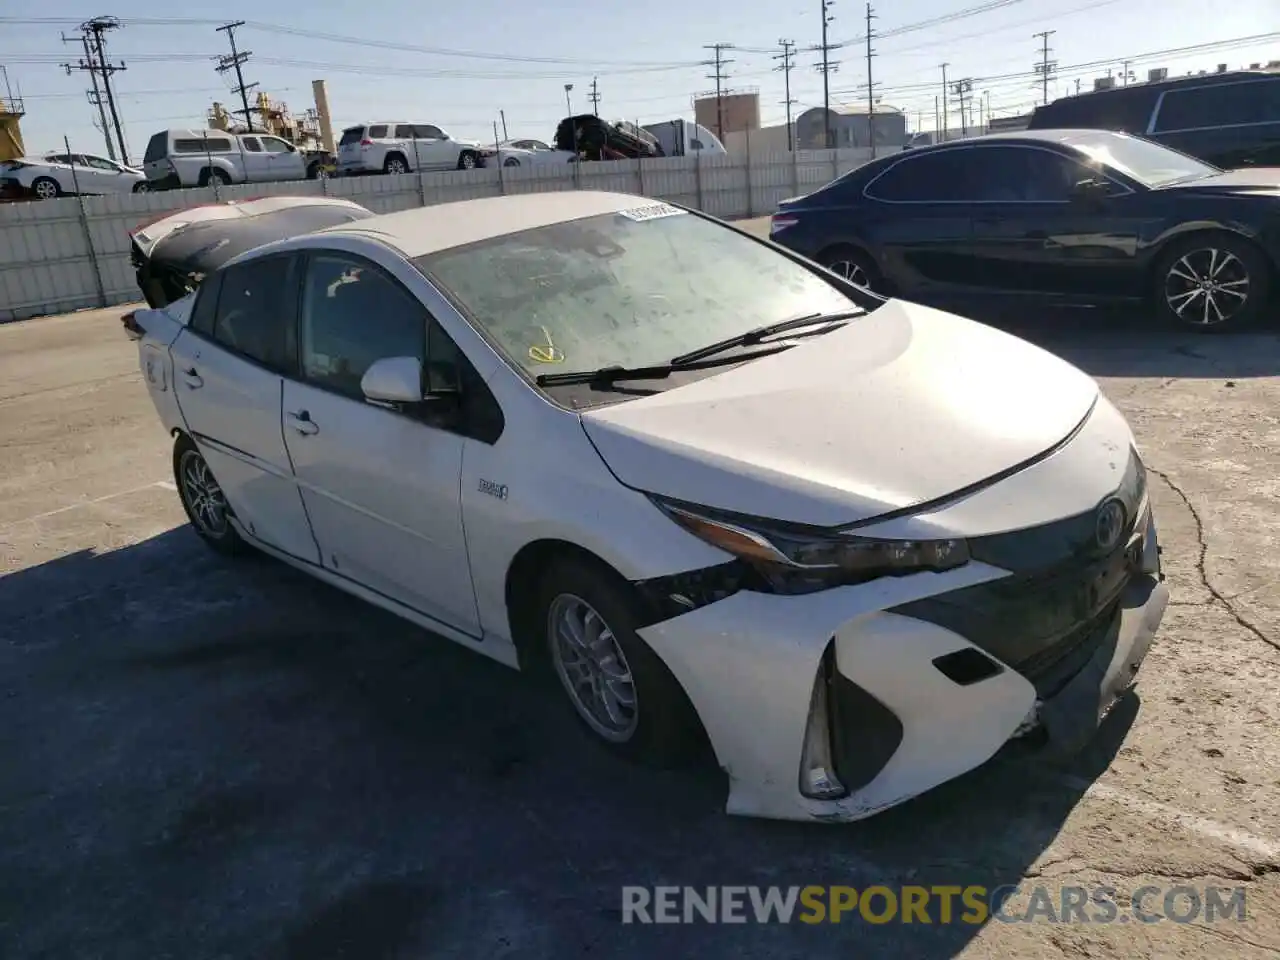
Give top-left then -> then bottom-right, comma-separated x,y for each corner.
0,148 -> 873,322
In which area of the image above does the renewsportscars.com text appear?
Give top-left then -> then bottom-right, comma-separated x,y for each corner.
620,884 -> 1248,925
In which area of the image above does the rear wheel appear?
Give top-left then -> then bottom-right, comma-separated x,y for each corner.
31,177 -> 61,200
818,244 -> 882,293
503,156 -> 520,167
174,435 -> 246,556
536,556 -> 703,766
197,168 -> 231,188
1152,232 -> 1271,332
383,154 -> 409,176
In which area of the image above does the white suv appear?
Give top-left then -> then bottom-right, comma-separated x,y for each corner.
336,123 -> 492,176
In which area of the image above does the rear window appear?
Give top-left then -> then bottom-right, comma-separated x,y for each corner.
144,132 -> 168,163
173,137 -> 234,154
367,124 -> 389,139
1154,79 -> 1280,132
339,126 -> 365,146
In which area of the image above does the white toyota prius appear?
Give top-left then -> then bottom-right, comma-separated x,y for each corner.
125,191 -> 1168,823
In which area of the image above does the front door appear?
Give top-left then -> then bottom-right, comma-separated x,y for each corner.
964,145 -> 1145,301
237,137 -> 275,181
259,135 -> 306,180
280,249 -> 481,635
168,255 -> 320,562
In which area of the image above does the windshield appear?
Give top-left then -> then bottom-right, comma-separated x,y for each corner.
1060,131 -> 1219,187
415,206 -> 862,380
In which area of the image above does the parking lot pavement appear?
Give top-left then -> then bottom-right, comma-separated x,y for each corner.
2,302 -> 1279,960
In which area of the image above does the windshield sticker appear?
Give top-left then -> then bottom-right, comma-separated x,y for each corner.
617,202 -> 687,222
528,325 -> 565,363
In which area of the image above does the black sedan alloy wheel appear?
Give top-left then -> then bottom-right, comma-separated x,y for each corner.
1162,246 -> 1252,327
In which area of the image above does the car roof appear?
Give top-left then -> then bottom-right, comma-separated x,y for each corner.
903,128 -> 1140,151
1036,69 -> 1278,108
313,191 -> 656,258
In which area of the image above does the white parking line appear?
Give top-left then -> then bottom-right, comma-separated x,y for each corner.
2,480 -> 174,528
1055,774 -> 1280,861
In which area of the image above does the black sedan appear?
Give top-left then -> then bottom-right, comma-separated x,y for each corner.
769,129 -> 1280,331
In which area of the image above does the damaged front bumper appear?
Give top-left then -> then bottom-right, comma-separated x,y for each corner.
636,500 -> 1167,824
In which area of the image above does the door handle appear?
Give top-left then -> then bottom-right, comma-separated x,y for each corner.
286,410 -> 319,436
181,367 -> 203,389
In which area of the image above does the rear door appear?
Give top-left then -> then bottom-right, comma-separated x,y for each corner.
337,125 -> 366,172
1148,77 -> 1280,168
168,254 -> 320,562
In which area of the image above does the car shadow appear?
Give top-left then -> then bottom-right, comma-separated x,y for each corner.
0,528 -> 1137,960
959,301 -> 1280,380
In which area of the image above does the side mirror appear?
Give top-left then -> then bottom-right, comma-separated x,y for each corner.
361,356 -> 425,404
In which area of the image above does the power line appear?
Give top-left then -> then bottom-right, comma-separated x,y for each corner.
815,0 -> 839,148
588,76 -> 601,115
773,39 -> 797,151
865,2 -> 877,158
702,42 -> 734,141
1033,29 -> 1057,105
215,21 -> 257,132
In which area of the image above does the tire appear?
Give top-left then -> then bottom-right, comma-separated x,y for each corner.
1152,232 -> 1271,332
173,435 -> 246,556
457,150 -> 478,171
383,154 -> 409,176
536,556 -> 703,767
198,168 -> 231,188
132,181 -> 150,193
818,244 -> 882,293
31,177 -> 61,200
503,156 -> 520,167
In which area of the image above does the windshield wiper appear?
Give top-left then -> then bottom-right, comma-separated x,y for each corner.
669,309 -> 863,366
533,342 -> 798,387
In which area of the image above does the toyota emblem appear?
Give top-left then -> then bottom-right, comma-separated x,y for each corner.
1095,499 -> 1126,551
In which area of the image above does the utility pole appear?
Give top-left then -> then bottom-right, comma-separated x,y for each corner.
1122,59 -> 1133,85
774,40 -> 797,151
216,21 -> 257,132
588,76 -> 601,115
940,62 -> 949,140
1034,30 -> 1057,105
816,0 -> 840,148
62,19 -> 128,163
952,78 -> 974,136
62,31 -> 115,160
703,43 -> 734,142
865,3 -> 877,158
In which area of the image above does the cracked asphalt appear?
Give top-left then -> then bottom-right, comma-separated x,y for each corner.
2,285 -> 1279,958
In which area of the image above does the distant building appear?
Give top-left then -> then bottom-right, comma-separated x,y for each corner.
693,91 -> 760,138
795,104 -> 908,150
722,121 -> 794,157
987,113 -> 1032,132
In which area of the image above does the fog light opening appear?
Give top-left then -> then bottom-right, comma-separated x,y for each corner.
799,649 -> 849,801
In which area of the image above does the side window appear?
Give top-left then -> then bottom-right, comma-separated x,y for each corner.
299,254 -> 427,399
242,137 -> 263,152
1153,82 -> 1280,132
367,124 -> 389,139
45,154 -> 70,165
962,147 -> 1086,202
84,156 -> 117,170
189,272 -> 223,336
865,151 -> 982,201
260,136 -> 292,154
395,124 -> 416,139
211,256 -> 296,370
690,138 -> 704,150
417,125 -> 445,140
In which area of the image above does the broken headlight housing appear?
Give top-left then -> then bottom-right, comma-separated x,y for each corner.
649,496 -> 970,595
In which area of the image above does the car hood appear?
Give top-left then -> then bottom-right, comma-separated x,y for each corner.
1160,167 -> 1280,196
579,299 -> 1101,528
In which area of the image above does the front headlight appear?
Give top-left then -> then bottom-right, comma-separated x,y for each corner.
650,496 -> 969,596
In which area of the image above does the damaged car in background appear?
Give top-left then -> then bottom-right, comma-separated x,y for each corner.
129,195 -> 375,307
121,191 -> 1168,823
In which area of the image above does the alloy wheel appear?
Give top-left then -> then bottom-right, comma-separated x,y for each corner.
547,593 -> 639,742
1163,247 -> 1250,326
134,182 -> 149,193
461,154 -> 477,169
33,180 -> 58,200
179,449 -> 229,538
829,259 -> 871,289
387,158 -> 407,175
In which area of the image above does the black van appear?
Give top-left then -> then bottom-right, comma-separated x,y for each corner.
1027,70 -> 1280,168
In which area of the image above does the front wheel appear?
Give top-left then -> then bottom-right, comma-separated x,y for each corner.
536,557 -> 703,766
132,181 -> 150,193
1153,233 -> 1271,332
457,151 -> 478,170
174,436 -> 246,556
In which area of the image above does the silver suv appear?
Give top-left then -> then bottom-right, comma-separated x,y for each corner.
336,123 -> 492,176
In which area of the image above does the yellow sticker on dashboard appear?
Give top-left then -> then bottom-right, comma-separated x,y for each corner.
529,325 -> 565,363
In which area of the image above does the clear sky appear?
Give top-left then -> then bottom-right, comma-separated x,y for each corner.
2,0 -> 1278,161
